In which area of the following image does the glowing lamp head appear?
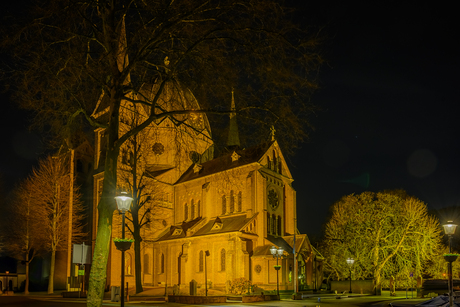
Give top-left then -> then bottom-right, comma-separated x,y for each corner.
277,247 -> 284,256
270,246 -> 284,257
115,191 -> 133,213
346,257 -> 355,267
443,221 -> 458,236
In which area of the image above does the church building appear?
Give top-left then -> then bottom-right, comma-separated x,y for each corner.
91,80 -> 323,293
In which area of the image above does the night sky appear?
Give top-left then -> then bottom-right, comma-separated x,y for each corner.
290,1 -> 460,238
1,1 -> 459,240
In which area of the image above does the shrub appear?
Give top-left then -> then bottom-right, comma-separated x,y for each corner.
227,277 -> 252,295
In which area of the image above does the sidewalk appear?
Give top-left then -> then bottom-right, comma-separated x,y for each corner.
3,289 -> 435,306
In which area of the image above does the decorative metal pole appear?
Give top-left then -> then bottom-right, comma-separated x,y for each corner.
205,250 -> 210,296
270,246 -> 285,298
443,221 -> 458,307
6,271 -> 9,293
346,258 -> 355,294
115,192 -> 133,307
121,211 -> 126,307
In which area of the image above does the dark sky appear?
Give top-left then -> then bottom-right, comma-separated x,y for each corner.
1,1 -> 459,239
289,1 -> 460,238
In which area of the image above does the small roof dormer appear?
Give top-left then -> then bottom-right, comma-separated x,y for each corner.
211,217 -> 223,231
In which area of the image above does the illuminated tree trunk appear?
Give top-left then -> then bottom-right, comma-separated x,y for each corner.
87,198 -> 114,306
25,252 -> 30,295
48,249 -> 56,294
87,91 -> 121,307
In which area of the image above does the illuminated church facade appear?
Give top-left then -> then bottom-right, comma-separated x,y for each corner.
91,80 -> 323,293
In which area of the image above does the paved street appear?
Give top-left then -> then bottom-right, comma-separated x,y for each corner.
0,290 -> 436,307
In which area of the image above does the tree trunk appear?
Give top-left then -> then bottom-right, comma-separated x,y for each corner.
86,198 -> 114,306
87,138 -> 118,307
373,270 -> 382,295
25,258 -> 30,295
134,232 -> 143,294
48,249 -> 55,294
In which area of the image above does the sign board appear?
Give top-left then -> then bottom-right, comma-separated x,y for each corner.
78,270 -> 85,276
73,243 -> 92,264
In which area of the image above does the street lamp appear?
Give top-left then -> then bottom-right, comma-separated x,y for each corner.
6,271 -> 9,294
204,250 -> 210,296
270,246 -> 285,297
443,221 -> 458,307
346,258 -> 354,293
115,192 -> 133,307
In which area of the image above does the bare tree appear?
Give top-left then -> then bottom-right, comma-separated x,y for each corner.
2,1 -> 322,305
27,155 -> 86,294
117,116 -> 169,294
3,179 -> 48,295
322,190 -> 442,294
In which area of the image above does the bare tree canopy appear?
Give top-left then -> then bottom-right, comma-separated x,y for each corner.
1,1 -> 322,305
3,179 -> 48,295
321,190 -> 442,294
28,155 -> 86,293
2,0 -> 322,153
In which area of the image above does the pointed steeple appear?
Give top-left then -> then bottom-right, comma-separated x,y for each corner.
226,89 -> 240,150
117,16 -> 130,84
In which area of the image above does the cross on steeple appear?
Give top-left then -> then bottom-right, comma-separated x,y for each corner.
270,125 -> 276,141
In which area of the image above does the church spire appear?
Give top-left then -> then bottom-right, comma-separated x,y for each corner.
226,89 -> 240,150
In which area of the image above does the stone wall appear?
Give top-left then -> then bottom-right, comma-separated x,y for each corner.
331,279 -> 374,295
168,295 -> 227,304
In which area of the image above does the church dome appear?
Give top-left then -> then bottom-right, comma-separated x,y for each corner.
140,79 -> 212,137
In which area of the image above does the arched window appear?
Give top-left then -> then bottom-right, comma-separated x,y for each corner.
126,253 -> 132,275
197,200 -> 201,217
271,214 -> 276,235
221,249 -> 226,271
160,253 -> 165,274
191,199 -> 195,219
267,213 -> 271,234
199,250 -> 204,272
237,192 -> 242,212
184,203 -> 188,221
267,156 -> 271,169
277,215 -> 282,236
144,254 -> 149,274
229,190 -> 235,213
222,195 -> 227,215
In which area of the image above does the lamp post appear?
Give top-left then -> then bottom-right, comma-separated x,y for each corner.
115,192 -> 133,307
443,221 -> 458,307
270,246 -> 284,297
6,271 -> 9,294
204,250 -> 210,296
346,258 -> 354,293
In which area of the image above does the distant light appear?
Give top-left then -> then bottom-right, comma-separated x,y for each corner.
346,258 -> 354,267
115,192 -> 133,212
277,247 -> 284,256
443,221 -> 458,236
270,246 -> 284,257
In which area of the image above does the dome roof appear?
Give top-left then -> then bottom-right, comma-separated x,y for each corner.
140,79 -> 211,136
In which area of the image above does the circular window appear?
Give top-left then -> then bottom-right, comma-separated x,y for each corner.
152,143 -> 165,155
189,151 -> 201,163
255,264 -> 262,274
